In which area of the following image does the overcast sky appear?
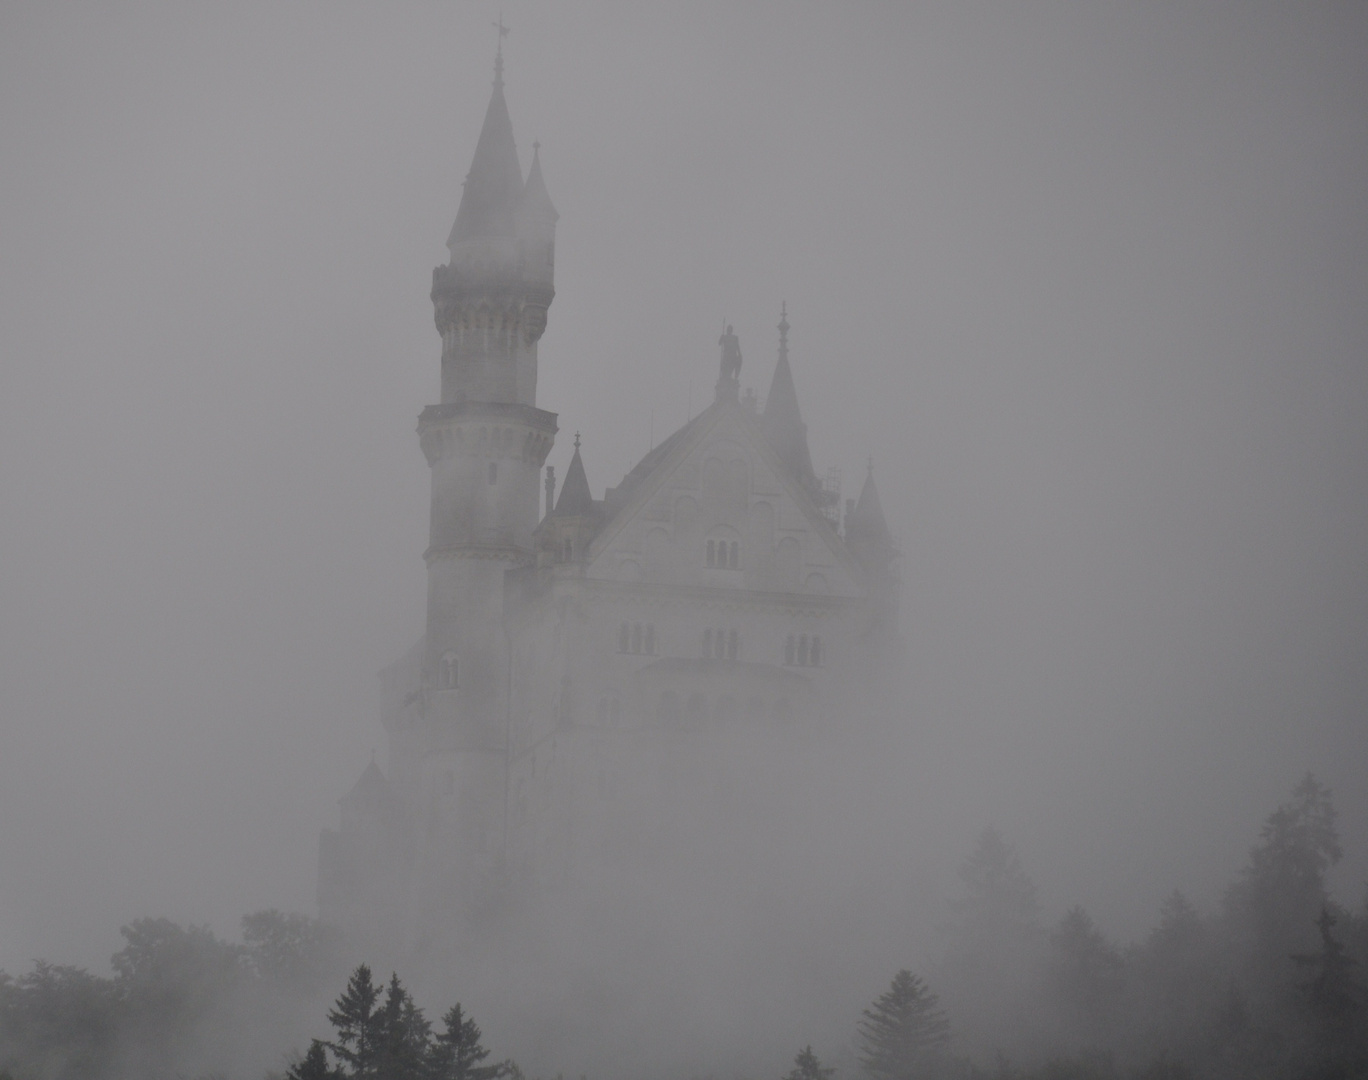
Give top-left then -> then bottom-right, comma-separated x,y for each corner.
1,2 -> 1365,975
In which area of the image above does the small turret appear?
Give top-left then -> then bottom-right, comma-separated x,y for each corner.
543,434 -> 601,564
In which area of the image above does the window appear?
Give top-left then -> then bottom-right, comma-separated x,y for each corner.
704,627 -> 738,660
488,462 -> 497,484
440,651 -> 458,689
706,537 -> 740,568
563,538 -> 573,561
620,621 -> 656,655
784,633 -> 822,667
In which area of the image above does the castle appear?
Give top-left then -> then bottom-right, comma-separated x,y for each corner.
318,47 -> 900,951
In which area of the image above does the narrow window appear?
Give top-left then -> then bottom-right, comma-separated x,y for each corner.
632,623 -> 642,654
785,635 -> 795,666
618,622 -> 629,653
706,539 -> 716,567
798,635 -> 809,667
727,629 -> 738,660
810,635 -> 822,666
729,541 -> 739,568
440,651 -> 458,689
715,628 -> 726,660
703,629 -> 713,657
644,624 -> 655,656
563,538 -> 573,561
488,462 -> 497,484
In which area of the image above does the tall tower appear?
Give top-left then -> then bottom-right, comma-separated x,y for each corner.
415,44 -> 558,918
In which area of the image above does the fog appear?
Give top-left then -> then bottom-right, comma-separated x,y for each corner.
1,3 -> 1366,1077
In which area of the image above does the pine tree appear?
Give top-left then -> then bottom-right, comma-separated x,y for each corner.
287,1040 -> 340,1080
1293,905 -> 1366,1061
784,1044 -> 835,1080
375,972 -> 431,1080
327,964 -> 383,1077
857,970 -> 950,1080
430,1002 -> 504,1080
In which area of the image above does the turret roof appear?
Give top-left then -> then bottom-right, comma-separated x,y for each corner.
847,464 -> 895,553
519,142 -> 558,223
552,439 -> 595,517
447,59 -> 524,248
762,306 -> 818,489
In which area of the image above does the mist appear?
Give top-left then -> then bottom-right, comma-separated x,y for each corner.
1,3 -> 1366,1078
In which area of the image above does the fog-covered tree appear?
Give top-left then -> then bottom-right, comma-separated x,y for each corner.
784,1044 -> 836,1080
1292,906 -> 1367,1070
1224,773 -> 1341,998
287,1039 -> 342,1080
430,1002 -> 505,1080
243,909 -> 343,991
1048,907 -> 1124,1042
857,970 -> 950,1080
326,964 -> 384,1077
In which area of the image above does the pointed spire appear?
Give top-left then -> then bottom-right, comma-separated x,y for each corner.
762,303 -> 817,488
846,460 -> 895,560
447,43 -> 523,250
553,437 -> 594,517
519,141 -> 558,223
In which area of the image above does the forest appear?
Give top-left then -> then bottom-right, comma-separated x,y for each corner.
1,774 -> 1363,1080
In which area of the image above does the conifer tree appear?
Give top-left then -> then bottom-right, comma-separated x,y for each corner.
326,964 -> 383,1077
287,1039 -> 340,1080
376,972 -> 431,1080
784,1044 -> 836,1080
430,1002 -> 505,1080
1293,906 -> 1367,1060
857,970 -> 950,1080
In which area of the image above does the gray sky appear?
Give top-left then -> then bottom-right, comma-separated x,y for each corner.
1,2 -> 1366,974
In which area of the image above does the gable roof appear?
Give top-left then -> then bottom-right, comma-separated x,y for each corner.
585,398 -> 867,586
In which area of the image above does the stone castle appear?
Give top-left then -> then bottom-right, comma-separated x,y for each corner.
318,47 -> 900,951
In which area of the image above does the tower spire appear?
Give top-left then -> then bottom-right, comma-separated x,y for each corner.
762,303 -> 817,489
493,14 -> 509,89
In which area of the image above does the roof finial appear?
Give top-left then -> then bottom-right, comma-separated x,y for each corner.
492,14 -> 510,88
778,301 -> 789,362
867,454 -> 874,476
574,431 -> 581,450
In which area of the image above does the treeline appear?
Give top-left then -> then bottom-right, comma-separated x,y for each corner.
1,775 -> 1364,1079
0,911 -> 344,1080
934,774 -> 1368,1078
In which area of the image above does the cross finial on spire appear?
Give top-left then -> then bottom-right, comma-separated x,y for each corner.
867,454 -> 874,476
492,14 -> 510,87
574,431 -> 581,450
778,301 -> 789,360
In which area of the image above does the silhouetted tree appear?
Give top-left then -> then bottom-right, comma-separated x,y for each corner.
1048,907 -> 1123,1039
857,970 -> 949,1080
376,972 -> 431,1080
287,1039 -> 341,1080
1293,906 -> 1367,1068
430,1002 -> 505,1080
326,964 -> 384,1077
784,1044 -> 836,1080
1225,773 -> 1341,997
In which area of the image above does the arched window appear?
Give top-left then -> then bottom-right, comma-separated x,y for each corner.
727,629 -> 739,660
785,635 -> 795,666
715,628 -> 726,659
797,635 -> 809,667
644,624 -> 655,656
440,651 -> 458,689
810,635 -> 822,666
488,462 -> 498,485
563,538 -> 573,561
631,623 -> 642,654
702,628 -> 712,657
706,539 -> 716,567
728,541 -> 739,568
618,622 -> 629,653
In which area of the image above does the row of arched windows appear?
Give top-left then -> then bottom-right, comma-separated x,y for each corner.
784,634 -> 822,667
706,539 -> 739,568
618,622 -> 656,655
703,627 -> 739,661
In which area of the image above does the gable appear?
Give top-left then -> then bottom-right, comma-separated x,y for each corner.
584,402 -> 865,598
